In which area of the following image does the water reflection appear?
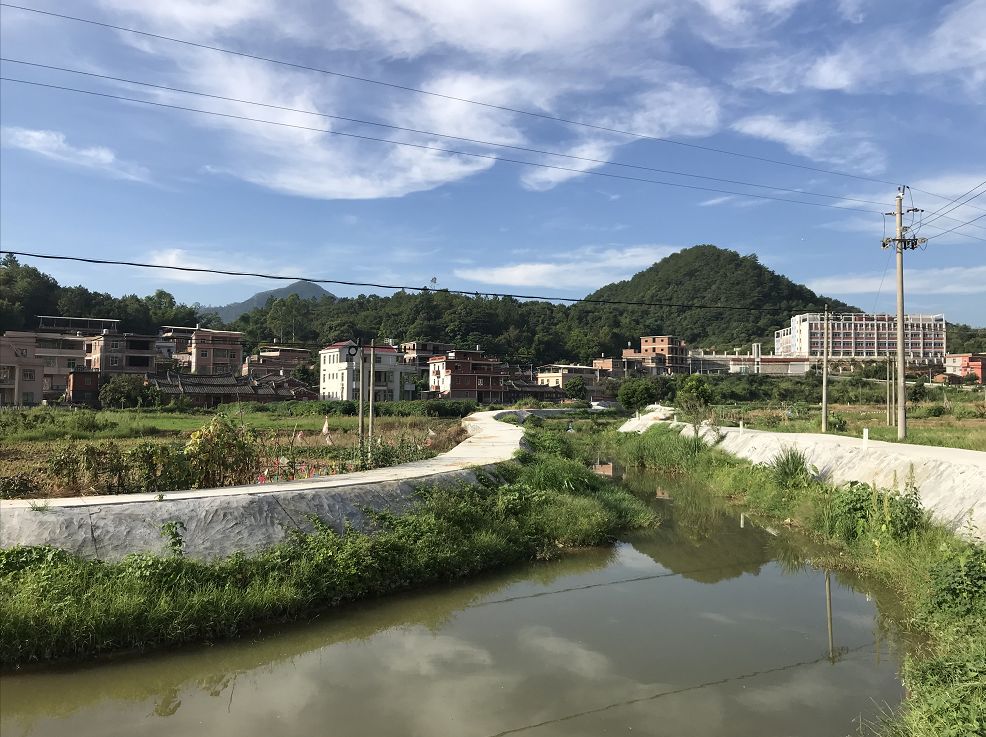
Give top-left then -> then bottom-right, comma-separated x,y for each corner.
1,470 -> 906,737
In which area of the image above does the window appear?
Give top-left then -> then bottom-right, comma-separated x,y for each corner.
22,392 -> 34,404
110,340 -> 120,350
110,356 -> 120,367
66,359 -> 76,369
22,369 -> 35,381
214,349 -> 228,359
200,350 -> 209,358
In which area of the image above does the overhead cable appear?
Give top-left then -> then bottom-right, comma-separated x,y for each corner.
0,77 -> 891,215
0,57 -> 899,209
0,250 -> 833,313
0,1 -> 953,199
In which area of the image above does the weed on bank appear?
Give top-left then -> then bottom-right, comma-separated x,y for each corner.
0,442 -> 653,666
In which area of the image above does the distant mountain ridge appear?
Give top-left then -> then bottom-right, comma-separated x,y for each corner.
204,281 -> 334,323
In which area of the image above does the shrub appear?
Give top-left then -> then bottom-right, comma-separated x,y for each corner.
928,544 -> 986,616
825,476 -> 924,544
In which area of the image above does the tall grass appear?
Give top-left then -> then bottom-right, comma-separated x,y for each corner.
608,424 -> 985,737
0,446 -> 653,665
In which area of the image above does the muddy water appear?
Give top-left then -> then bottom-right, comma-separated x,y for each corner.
1,469 -> 904,737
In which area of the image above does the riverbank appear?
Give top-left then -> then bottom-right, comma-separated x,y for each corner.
621,408 -> 986,537
0,429 -> 654,666
606,424 -> 985,737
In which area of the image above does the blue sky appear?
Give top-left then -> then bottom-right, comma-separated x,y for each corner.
1,0 -> 984,323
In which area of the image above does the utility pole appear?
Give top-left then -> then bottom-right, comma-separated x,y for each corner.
821,304 -> 829,433
357,342 -> 365,453
368,339 -> 375,463
883,188 -> 926,441
885,356 -> 891,426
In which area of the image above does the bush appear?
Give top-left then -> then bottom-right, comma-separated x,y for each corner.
825,476 -> 924,544
928,544 -> 986,616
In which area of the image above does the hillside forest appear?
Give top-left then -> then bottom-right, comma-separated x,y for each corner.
3,247 -> 984,363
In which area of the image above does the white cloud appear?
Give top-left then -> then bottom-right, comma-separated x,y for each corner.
808,266 -> 986,295
339,0 -> 663,58
836,0 -> 866,23
146,248 -> 295,284
453,244 -> 680,288
699,195 -> 736,206
1,127 -> 150,182
731,114 -> 884,173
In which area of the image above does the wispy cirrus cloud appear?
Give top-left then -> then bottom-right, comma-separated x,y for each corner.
1,127 -> 150,182
808,266 -> 986,295
453,244 -> 680,289
731,114 -> 884,173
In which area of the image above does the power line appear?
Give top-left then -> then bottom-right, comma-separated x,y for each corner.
919,182 -> 986,230
0,58 -> 899,210
0,250 -> 831,313
926,211 -> 986,241
0,2 -> 940,194
0,77 -> 888,215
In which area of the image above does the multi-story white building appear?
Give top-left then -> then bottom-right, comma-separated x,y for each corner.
774,313 -> 946,364
318,341 -> 417,402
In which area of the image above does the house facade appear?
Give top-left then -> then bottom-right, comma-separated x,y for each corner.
319,341 -> 417,401
85,332 -> 159,375
0,332 -> 45,406
428,349 -> 510,403
243,346 -> 313,378
945,354 -> 985,383
774,313 -> 946,363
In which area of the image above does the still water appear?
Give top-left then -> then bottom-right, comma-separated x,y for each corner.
1,469 -> 904,737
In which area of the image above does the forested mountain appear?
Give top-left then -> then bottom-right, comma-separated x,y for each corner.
584,246 -> 857,349
204,281 -> 334,323
4,247 -> 983,362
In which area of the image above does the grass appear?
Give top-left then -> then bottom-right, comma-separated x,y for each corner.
728,402 -> 986,452
606,424 -> 985,737
0,444 -> 654,666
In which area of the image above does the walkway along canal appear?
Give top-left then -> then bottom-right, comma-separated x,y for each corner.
0,467 -> 906,737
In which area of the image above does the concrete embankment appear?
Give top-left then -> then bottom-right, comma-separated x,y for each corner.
0,410 -> 566,561
620,408 -> 986,537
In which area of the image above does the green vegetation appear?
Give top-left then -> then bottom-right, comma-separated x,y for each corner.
0,246 -> 864,361
607,425 -> 985,737
98,374 -> 162,409
0,407 -> 469,498
0,441 -> 654,665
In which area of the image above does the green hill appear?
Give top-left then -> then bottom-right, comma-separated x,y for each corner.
581,245 -> 858,350
204,281 -> 334,323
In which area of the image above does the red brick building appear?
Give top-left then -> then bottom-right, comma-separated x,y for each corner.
428,349 -> 510,403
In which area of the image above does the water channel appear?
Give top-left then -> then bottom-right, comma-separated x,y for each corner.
1,467 -> 905,737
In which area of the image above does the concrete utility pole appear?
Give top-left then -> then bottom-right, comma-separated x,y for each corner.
357,344 -> 365,452
883,188 -> 926,441
821,304 -> 829,433
368,339 -> 375,463
886,356 -> 892,427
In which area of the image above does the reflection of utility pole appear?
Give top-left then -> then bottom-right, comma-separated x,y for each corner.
825,570 -> 835,662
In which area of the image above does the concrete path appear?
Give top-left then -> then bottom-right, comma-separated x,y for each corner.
619,410 -> 986,537
0,409 -> 565,560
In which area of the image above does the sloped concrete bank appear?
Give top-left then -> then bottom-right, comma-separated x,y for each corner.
620,409 -> 986,537
0,410 -> 570,561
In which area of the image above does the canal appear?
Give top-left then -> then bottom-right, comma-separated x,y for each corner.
0,467 -> 904,736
